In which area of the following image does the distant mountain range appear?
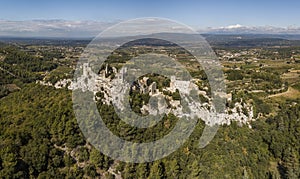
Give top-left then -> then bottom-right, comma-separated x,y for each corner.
1,20 -> 300,38
200,24 -> 300,35
1,20 -> 300,48
1,33 -> 300,49
202,34 -> 300,47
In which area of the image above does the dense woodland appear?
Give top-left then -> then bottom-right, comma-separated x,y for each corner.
0,41 -> 299,178
0,84 -> 299,178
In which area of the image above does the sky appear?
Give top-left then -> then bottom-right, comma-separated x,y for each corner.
0,0 -> 300,37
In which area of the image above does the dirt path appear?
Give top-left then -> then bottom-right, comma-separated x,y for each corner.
268,87 -> 300,98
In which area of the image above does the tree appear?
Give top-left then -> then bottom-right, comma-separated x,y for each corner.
149,161 -> 166,179
20,140 -> 49,175
168,159 -> 181,178
123,163 -> 136,179
90,148 -> 105,169
189,160 -> 201,178
63,154 -> 76,167
136,163 -> 149,178
0,152 -> 17,177
84,164 -> 97,177
283,149 -> 300,178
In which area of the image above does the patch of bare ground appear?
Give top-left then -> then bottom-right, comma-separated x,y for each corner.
268,87 -> 300,99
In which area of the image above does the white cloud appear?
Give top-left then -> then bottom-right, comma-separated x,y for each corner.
201,24 -> 300,34
222,24 -> 244,29
0,19 -> 118,37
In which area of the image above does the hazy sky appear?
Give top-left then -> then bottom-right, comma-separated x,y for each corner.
1,0 -> 299,28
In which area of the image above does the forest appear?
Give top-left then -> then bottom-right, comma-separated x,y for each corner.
0,84 -> 299,178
